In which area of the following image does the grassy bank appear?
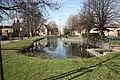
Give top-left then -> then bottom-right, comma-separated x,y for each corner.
1,36 -> 44,50
111,40 -> 120,45
63,36 -> 83,43
2,36 -> 120,80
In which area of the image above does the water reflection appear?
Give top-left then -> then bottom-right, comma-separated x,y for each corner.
32,37 -> 93,59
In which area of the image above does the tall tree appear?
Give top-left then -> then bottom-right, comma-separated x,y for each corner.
78,2 -> 96,35
47,21 -> 58,35
0,0 -> 61,37
66,14 -> 84,35
82,0 -> 120,39
0,0 -> 60,18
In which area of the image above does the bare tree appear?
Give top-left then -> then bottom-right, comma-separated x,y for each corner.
47,21 -> 58,35
66,15 -> 78,35
63,27 -> 71,35
0,0 -> 61,18
82,0 -> 120,39
0,0 -> 61,37
19,1 -> 43,37
78,2 -> 96,36
66,14 -> 85,35
48,21 -> 58,29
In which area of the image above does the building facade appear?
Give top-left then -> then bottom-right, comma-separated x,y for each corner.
0,19 -> 27,38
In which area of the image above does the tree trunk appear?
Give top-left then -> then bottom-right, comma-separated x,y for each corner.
27,21 -> 30,38
100,29 -> 105,40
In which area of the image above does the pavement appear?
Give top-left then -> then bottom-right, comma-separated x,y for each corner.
102,43 -> 120,52
1,37 -> 28,44
1,40 -> 20,44
86,49 -> 103,57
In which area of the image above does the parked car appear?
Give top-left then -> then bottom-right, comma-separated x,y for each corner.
0,35 -> 8,40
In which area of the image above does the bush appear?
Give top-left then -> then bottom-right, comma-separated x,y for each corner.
82,33 -> 102,47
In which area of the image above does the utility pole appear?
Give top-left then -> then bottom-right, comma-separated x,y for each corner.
0,41 -> 4,80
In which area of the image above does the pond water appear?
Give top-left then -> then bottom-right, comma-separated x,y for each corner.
29,37 -> 96,59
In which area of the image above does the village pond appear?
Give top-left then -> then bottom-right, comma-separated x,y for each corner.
27,37 -> 98,59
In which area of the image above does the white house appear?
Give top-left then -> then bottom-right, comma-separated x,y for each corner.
89,24 -> 120,37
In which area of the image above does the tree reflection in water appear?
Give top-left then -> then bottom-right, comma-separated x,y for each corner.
31,37 -> 95,59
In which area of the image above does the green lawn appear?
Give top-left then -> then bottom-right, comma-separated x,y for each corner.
111,40 -> 120,45
1,36 -> 44,50
2,36 -> 120,80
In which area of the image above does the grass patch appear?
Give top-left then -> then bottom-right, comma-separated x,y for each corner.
3,51 -> 120,80
1,36 -> 44,50
111,40 -> 120,45
2,36 -> 120,80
